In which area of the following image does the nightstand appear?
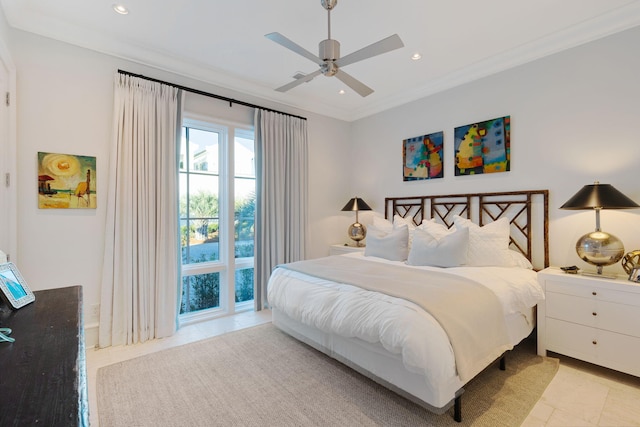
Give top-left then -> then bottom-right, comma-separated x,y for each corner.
537,267 -> 640,377
329,244 -> 366,256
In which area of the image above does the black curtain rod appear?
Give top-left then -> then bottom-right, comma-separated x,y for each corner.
117,69 -> 307,121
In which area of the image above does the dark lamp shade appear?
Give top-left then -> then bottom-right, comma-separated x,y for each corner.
560,183 -> 639,210
341,197 -> 372,212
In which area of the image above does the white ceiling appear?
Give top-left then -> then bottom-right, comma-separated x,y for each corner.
2,0 -> 640,121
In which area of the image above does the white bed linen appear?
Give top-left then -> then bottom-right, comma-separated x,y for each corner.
267,252 -> 544,390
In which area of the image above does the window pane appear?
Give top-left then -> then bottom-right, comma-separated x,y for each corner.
182,219 -> 219,263
234,184 -> 254,259
187,174 -> 218,216
181,272 -> 220,314
235,268 -> 254,303
235,136 -> 255,178
180,172 -> 219,264
234,135 -> 255,259
188,128 -> 219,173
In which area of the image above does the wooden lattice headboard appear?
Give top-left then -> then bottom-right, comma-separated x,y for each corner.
385,190 -> 549,269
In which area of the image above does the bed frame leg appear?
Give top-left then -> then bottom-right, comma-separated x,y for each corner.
500,354 -> 506,371
454,395 -> 462,422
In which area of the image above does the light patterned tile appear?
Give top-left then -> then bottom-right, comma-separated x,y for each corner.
546,408 -> 598,427
521,414 -> 548,427
598,387 -> 640,427
551,352 -> 640,392
540,365 -> 609,425
526,401 -> 555,424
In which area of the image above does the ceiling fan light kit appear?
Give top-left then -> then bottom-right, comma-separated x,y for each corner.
266,0 -> 404,97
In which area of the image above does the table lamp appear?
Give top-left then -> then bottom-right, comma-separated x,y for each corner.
341,197 -> 372,247
560,181 -> 639,277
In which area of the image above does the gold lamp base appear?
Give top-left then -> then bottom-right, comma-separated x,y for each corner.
347,222 -> 366,247
576,230 -> 624,278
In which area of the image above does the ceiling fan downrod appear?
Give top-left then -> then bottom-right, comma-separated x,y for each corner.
322,0 -> 337,39
320,0 -> 339,69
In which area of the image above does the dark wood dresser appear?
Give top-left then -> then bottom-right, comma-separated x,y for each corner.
0,285 -> 89,426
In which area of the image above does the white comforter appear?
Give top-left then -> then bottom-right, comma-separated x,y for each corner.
267,253 -> 544,385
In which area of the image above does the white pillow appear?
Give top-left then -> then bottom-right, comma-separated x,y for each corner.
508,249 -> 534,269
453,215 -> 514,267
407,227 -> 469,267
365,224 -> 409,261
393,215 -> 417,248
372,215 -> 417,248
418,218 -> 453,239
372,216 -> 393,233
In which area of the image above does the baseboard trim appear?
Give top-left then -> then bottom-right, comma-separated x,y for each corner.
85,323 -> 98,348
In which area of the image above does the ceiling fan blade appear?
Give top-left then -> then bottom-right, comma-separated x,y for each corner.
334,69 -> 374,97
265,32 -> 322,65
335,34 -> 404,68
275,69 -> 323,92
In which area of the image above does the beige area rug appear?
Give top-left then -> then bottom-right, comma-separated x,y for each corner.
97,323 -> 558,427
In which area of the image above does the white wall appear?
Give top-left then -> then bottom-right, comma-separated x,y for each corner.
7,29 -> 351,336
350,26 -> 640,274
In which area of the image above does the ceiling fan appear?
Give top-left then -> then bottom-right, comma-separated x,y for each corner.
265,0 -> 404,97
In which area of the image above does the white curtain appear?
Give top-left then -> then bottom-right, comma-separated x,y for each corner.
99,74 -> 183,347
254,109 -> 308,310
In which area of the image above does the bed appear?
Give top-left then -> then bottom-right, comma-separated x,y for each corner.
267,190 -> 549,421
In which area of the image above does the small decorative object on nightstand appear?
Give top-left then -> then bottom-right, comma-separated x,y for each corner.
560,181 -> 639,278
341,197 -> 372,247
622,250 -> 640,275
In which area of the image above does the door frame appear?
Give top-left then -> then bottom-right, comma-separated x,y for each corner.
0,34 -> 17,263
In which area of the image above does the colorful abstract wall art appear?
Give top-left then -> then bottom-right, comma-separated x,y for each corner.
403,131 -> 444,181
454,116 -> 510,176
38,152 -> 97,209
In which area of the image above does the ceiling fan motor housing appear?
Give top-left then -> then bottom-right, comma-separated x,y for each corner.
319,39 -> 340,62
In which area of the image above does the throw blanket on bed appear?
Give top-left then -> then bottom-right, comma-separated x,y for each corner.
278,255 -> 512,382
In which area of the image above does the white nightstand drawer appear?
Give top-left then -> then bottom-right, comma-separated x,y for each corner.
546,318 -> 640,377
546,318 -> 597,361
546,279 -> 640,306
546,291 -> 640,338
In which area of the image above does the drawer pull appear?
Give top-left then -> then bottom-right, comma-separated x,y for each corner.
592,291 -> 597,296
592,340 -> 598,345
592,312 -> 597,316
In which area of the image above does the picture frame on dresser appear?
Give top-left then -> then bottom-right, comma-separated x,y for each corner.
628,266 -> 640,282
0,262 -> 36,309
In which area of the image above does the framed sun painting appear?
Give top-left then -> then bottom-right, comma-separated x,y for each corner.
402,131 -> 444,181
37,152 -> 97,209
454,116 -> 510,176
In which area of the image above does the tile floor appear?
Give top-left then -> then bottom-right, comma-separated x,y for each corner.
86,311 -> 640,427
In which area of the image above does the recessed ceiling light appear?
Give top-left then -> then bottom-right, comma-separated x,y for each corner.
113,4 -> 129,15
338,89 -> 345,95
411,53 -> 422,61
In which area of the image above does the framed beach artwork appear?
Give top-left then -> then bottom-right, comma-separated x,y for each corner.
37,152 -> 97,209
454,116 -> 510,176
402,131 -> 444,181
